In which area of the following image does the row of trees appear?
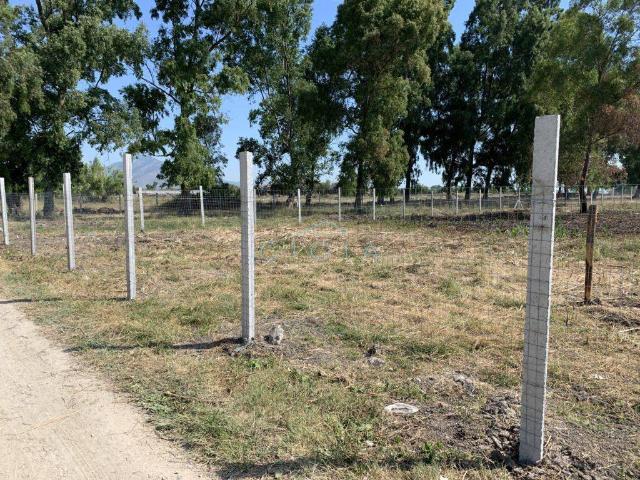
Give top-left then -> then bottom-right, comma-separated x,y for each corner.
1,0 -> 639,214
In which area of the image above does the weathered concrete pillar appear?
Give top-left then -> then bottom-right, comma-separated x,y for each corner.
138,189 -> 145,232
199,186 -> 205,226
28,177 -> 36,256
240,152 -> 255,342
0,178 -> 9,245
338,187 -> 342,222
455,190 -> 459,215
519,115 -> 560,465
63,173 -> 76,270
123,154 -> 136,300
297,188 -> 302,224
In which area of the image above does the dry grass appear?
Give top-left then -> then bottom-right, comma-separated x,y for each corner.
0,210 -> 638,479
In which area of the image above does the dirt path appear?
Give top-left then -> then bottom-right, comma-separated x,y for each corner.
0,298 -> 213,480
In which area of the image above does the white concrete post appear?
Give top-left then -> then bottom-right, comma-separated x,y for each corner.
0,178 -> 9,245
123,154 -> 136,300
138,189 -> 145,232
28,177 -> 36,256
519,115 -> 560,465
372,188 -> 376,220
240,152 -> 255,342
479,190 -> 482,212
63,173 -> 76,271
338,187 -> 342,222
455,190 -> 459,215
297,188 -> 302,224
199,186 -> 205,227
499,187 -> 503,210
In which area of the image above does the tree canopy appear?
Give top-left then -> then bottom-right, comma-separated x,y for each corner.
0,0 -> 638,201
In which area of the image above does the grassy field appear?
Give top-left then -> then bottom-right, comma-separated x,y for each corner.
0,210 -> 638,479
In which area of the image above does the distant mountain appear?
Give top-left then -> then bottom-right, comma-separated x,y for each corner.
107,155 -> 240,189
108,155 -> 164,189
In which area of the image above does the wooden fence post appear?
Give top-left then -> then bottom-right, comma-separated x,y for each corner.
584,205 -> 598,304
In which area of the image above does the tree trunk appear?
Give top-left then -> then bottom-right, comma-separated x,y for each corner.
355,161 -> 365,210
483,165 -> 493,199
464,147 -> 474,200
43,191 -> 55,219
178,185 -> 191,216
404,156 -> 414,202
579,140 -> 593,214
404,169 -> 411,202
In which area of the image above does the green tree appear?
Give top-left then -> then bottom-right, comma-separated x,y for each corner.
231,0 -> 338,204
0,0 -> 145,216
454,0 -> 559,199
123,0 -> 253,193
0,2 -> 43,193
311,0 -> 447,206
534,0 -> 640,212
77,158 -> 124,199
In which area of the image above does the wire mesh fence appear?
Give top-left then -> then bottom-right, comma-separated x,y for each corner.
1,183 -> 638,307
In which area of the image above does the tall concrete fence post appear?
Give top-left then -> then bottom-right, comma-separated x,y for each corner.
499,187 -> 503,210
297,188 -> 302,224
199,186 -> 205,227
63,173 -> 76,271
479,190 -> 482,212
0,178 -> 9,245
455,190 -> 459,215
28,177 -> 36,256
138,188 -> 145,233
240,152 -> 255,343
123,154 -> 137,300
519,115 -> 560,465
338,187 -> 342,222
372,188 -> 376,221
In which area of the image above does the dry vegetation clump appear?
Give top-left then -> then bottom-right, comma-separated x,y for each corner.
0,211 -> 638,479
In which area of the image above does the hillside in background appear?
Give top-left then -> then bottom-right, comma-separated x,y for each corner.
108,155 -> 164,189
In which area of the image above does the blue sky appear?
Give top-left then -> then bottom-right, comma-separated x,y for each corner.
75,0 -> 569,186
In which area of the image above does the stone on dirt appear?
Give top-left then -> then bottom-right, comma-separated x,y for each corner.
265,325 -> 284,345
384,403 -> 419,415
367,356 -> 385,367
